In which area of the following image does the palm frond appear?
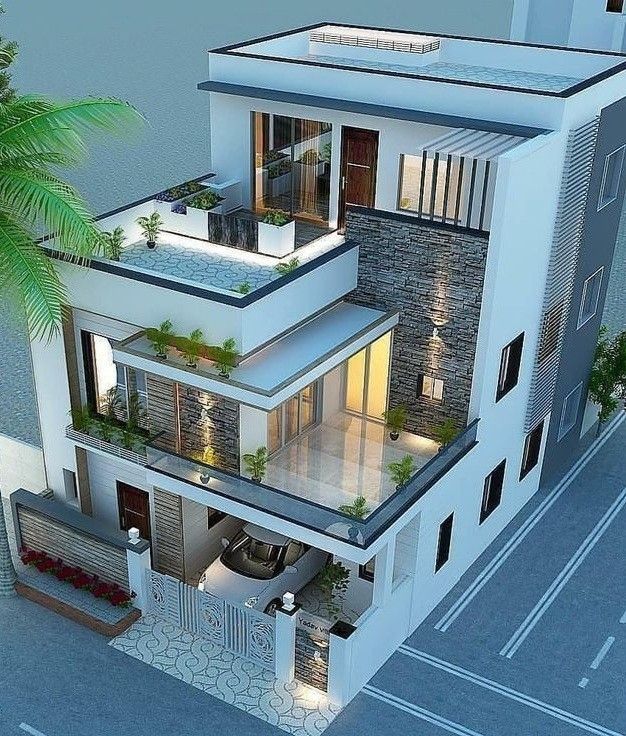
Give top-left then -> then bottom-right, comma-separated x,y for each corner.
0,96 -> 144,162
0,167 -> 104,257
0,212 -> 66,341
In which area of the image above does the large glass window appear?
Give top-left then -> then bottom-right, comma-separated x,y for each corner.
344,332 -> 392,420
267,381 -> 320,454
81,331 -> 119,416
253,112 -> 332,225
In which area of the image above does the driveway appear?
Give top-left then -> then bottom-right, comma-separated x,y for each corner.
333,414 -> 626,736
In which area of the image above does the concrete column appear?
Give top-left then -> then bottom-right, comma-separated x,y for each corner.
274,593 -> 300,683
327,621 -> 357,707
125,527 -> 152,611
372,539 -> 396,607
0,500 -> 16,598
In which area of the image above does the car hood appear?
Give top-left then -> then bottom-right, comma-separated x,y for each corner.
200,556 -> 270,605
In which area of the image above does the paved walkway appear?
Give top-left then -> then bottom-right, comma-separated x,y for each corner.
110,614 -> 339,736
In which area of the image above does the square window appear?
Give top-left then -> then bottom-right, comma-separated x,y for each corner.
538,302 -> 564,363
598,145 -> 625,210
435,513 -> 454,572
558,383 -> 583,441
419,374 -> 444,401
606,0 -> 624,12
496,333 -> 524,402
578,268 -> 604,329
480,460 -> 506,524
520,421 -> 544,480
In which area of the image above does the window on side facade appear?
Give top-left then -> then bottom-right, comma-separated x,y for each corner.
479,460 -> 506,524
435,513 -> 454,572
558,383 -> 584,441
578,268 -> 604,329
538,302 -> 564,364
496,333 -> 524,402
520,421 -> 544,480
418,374 -> 444,401
606,0 -> 624,13
598,145 -> 625,210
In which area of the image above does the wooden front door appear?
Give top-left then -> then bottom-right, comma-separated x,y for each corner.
117,482 -> 151,542
339,127 -> 379,230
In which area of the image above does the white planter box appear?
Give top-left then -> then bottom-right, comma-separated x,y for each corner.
258,219 -> 296,257
166,203 -> 223,240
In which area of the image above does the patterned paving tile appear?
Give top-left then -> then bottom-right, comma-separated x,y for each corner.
110,614 -> 341,736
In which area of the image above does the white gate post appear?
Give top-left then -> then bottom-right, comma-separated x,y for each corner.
327,621 -> 357,707
125,527 -> 152,611
275,593 -> 299,682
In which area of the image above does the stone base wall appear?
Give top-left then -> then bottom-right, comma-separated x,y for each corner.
346,208 -> 489,438
178,386 -> 240,473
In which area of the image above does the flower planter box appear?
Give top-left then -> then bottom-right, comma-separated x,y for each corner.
66,425 -> 147,466
258,219 -> 296,257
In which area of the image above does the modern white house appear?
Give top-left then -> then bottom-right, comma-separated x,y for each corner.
15,23 -> 626,707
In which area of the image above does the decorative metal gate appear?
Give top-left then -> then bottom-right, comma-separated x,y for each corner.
145,569 -> 275,670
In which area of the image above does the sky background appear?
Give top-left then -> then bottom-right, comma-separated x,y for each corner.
3,0 -> 513,212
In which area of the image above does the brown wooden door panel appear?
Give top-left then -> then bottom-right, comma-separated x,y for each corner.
339,127 -> 379,229
117,482 -> 151,542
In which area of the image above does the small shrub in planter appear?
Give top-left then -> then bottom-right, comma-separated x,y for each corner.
72,571 -> 94,590
262,209 -> 291,226
259,210 -> 295,257
275,257 -> 299,275
179,328 -> 206,369
102,226 -> 126,261
156,180 -> 205,202
148,319 -> 174,359
432,418 -> 459,449
382,406 -> 407,441
338,495 -> 370,519
234,281 -> 251,295
186,190 -> 223,212
387,454 -> 417,490
215,337 -> 239,378
136,212 -> 163,249
242,446 -> 268,482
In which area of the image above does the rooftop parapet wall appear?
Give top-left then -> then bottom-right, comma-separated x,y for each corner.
346,207 -> 488,438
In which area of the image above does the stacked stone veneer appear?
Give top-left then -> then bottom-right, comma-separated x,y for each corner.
145,374 -> 240,473
177,386 -> 240,473
346,208 -> 489,437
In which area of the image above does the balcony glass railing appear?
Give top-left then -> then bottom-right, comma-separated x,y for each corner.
146,419 -> 479,548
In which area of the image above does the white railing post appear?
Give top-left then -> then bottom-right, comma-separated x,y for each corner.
373,540 -> 396,607
125,527 -> 152,611
327,620 -> 357,707
275,592 -> 299,683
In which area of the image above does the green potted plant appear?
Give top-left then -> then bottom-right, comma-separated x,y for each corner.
102,387 -> 123,421
432,418 -> 459,449
102,226 -> 126,261
179,328 -> 206,369
234,281 -> 251,295
148,319 -> 174,359
387,454 -> 417,490
242,446 -> 268,482
136,211 -> 163,249
382,405 -> 407,441
70,405 -> 92,434
338,495 -> 370,519
316,560 -> 350,620
275,257 -> 299,276
259,209 -> 295,257
216,337 -> 239,378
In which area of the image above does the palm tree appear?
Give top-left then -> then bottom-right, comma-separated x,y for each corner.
0,500 -> 16,597
0,96 -> 143,340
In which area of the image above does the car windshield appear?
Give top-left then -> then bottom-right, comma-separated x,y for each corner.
221,530 -> 285,580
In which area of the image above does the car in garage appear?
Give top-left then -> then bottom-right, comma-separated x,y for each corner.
198,523 -> 329,614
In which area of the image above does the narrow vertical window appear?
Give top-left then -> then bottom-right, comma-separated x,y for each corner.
520,421 -> 544,480
577,268 -> 604,329
435,513 -> 454,571
558,383 -> 583,440
496,333 -> 524,402
598,145 -> 625,209
480,460 -> 506,523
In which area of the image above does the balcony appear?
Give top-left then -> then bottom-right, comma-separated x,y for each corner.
145,418 -> 479,548
65,424 -> 148,466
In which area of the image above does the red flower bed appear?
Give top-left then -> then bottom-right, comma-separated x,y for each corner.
19,547 -> 135,609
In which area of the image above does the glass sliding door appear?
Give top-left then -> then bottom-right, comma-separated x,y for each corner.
252,112 -> 332,225
344,332 -> 392,420
267,381 -> 320,454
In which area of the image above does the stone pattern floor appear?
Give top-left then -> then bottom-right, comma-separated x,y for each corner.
302,54 -> 581,92
266,412 -> 439,513
119,230 -> 339,293
111,614 -> 341,736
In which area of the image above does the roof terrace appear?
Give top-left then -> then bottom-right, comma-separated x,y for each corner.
212,21 -> 626,96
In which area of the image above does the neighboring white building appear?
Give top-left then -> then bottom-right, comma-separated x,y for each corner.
511,0 -> 626,51
23,23 -> 626,704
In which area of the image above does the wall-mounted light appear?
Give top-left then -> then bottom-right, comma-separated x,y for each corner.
432,326 -> 439,338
